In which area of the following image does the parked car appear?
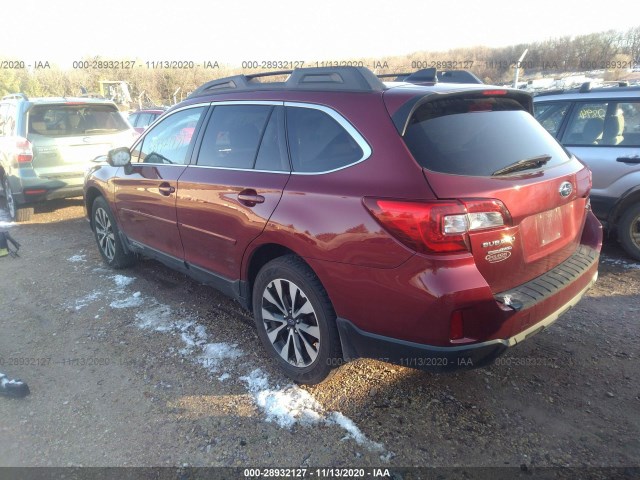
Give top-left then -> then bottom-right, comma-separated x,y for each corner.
127,109 -> 165,134
534,84 -> 640,260
85,67 -> 602,384
0,94 -> 137,221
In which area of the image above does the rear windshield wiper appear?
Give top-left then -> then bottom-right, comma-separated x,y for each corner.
491,154 -> 551,176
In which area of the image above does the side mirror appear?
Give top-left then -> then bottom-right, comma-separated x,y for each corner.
107,147 -> 131,167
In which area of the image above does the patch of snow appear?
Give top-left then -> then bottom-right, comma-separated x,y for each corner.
110,292 -> 144,309
199,342 -> 243,372
328,412 -> 384,452
135,304 -> 175,332
600,255 -> 640,270
68,254 -> 86,263
73,291 -> 102,310
131,300 -> 388,456
111,274 -> 135,289
239,368 -> 388,455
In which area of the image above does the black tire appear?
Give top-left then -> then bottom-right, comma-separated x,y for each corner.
252,255 -> 342,385
3,177 -> 33,222
618,203 -> 640,261
91,196 -> 136,269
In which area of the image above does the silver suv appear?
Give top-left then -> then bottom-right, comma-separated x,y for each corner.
534,84 -> 640,260
0,94 -> 136,221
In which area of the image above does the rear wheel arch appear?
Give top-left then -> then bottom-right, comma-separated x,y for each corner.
244,243 -> 298,312
611,189 -> 640,227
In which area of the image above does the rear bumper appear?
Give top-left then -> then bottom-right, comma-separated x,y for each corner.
338,270 -> 598,371
8,174 -> 84,205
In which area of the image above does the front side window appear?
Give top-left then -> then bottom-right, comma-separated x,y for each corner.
286,106 -> 364,173
617,102 -> 640,147
133,107 -> 205,165
534,102 -> 570,137
197,105 -> 272,169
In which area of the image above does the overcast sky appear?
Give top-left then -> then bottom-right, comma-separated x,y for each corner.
3,0 -> 638,68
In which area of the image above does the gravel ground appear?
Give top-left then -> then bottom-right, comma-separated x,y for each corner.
0,198 -> 638,477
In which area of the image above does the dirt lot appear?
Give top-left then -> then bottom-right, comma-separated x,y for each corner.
0,198 -> 638,476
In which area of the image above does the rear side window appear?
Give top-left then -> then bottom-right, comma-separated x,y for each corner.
534,101 -> 570,137
561,101 -> 640,147
561,102 -> 608,145
403,96 -> 570,176
286,106 -> 364,173
197,105 -> 271,169
28,104 -> 129,137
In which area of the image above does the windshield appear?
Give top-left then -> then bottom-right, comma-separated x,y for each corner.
403,97 -> 570,176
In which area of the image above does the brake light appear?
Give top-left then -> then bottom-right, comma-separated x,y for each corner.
364,198 -> 510,254
15,138 -> 33,163
482,90 -> 508,95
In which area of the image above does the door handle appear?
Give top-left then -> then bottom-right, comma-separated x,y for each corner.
616,156 -> 640,164
238,189 -> 265,207
158,182 -> 175,196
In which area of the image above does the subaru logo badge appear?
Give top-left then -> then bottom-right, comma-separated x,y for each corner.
559,181 -> 573,197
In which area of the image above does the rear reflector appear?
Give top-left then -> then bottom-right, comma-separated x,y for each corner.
450,310 -> 464,340
364,198 -> 510,254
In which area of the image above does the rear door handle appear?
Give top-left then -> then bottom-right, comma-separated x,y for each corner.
158,182 -> 175,196
238,189 -> 265,206
616,156 -> 640,164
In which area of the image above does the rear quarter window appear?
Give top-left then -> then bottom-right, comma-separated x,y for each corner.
286,106 -> 366,173
404,96 -> 570,176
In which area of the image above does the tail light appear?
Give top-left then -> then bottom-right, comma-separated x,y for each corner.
364,198 -> 511,254
15,138 -> 33,163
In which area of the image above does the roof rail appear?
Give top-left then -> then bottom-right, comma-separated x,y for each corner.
188,67 -> 385,98
378,68 -> 483,85
2,93 -> 29,101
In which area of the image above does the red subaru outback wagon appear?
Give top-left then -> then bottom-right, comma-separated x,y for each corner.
84,67 -> 602,384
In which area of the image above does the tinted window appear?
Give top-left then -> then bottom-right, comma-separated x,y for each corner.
286,106 -> 363,173
561,101 -> 640,147
534,102 -> 570,137
255,107 -> 289,171
619,102 -> 640,147
128,113 -> 139,127
137,113 -> 154,128
134,107 -> 205,165
28,104 -> 129,137
197,105 -> 271,168
404,96 -> 570,176
561,102 -> 608,145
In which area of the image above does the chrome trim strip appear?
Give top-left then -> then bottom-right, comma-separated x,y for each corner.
284,101 -> 372,175
460,271 -> 598,350
184,165 -> 290,175
209,100 -> 284,106
505,271 -> 597,347
178,222 -> 236,244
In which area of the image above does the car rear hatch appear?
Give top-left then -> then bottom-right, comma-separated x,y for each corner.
27,103 -> 132,179
385,88 -> 592,293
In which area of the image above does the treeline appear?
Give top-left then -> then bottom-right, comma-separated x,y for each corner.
1,26 -> 639,108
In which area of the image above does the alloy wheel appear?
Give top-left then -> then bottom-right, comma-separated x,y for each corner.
94,207 -> 116,261
261,278 -> 320,367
